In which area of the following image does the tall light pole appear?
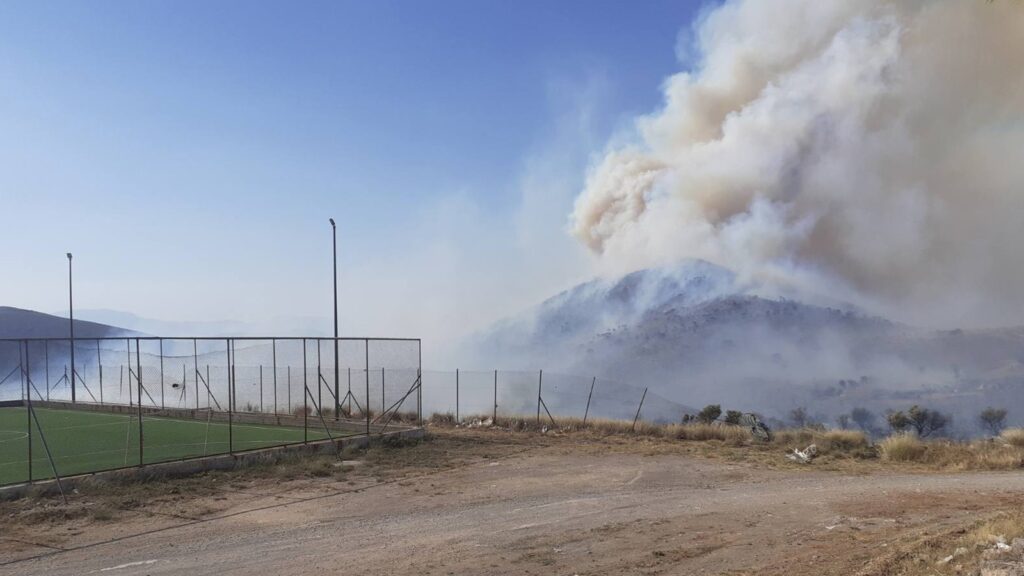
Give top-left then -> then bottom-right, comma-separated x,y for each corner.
329,218 -> 339,419
67,252 -> 76,404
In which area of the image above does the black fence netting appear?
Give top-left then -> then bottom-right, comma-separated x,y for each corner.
0,336 -> 421,488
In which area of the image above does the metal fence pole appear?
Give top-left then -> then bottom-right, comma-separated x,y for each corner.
259,364 -> 264,413
536,370 -> 543,424
97,339 -> 103,405
136,338 -> 143,465
126,339 -> 133,408
493,369 -> 497,422
272,339 -> 278,415
25,340 -> 66,502
632,387 -> 648,433
333,337 -> 340,421
455,368 -> 459,422
22,341 -> 31,483
417,340 -> 422,426
365,340 -> 370,435
316,340 -> 322,415
303,339 -> 308,443
193,339 -> 200,410
158,339 -> 164,409
583,377 -> 596,425
226,339 -> 233,454
44,340 -> 50,402
381,367 -> 385,415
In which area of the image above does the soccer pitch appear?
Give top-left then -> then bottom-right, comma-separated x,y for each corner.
0,406 -> 333,486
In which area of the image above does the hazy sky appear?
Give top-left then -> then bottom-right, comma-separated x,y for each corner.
0,0 -> 706,347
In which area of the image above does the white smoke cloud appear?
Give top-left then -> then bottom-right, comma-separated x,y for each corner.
571,0 -> 1024,328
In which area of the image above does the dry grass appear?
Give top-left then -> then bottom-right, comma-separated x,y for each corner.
439,414 -> 753,444
772,428 -> 874,459
877,433 -> 1024,470
430,413 -> 1024,471
1001,428 -> 1024,448
434,413 -> 871,456
879,433 -> 928,462
870,510 -> 1024,575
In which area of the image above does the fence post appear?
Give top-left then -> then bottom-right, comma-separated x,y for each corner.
44,340 -> 49,402
316,340 -> 322,415
365,340 -> 370,436
126,339 -> 133,408
25,340 -> 67,502
583,377 -> 596,425
136,338 -> 143,465
381,366 -> 385,415
193,339 -> 200,410
455,368 -> 459,423
417,341 -> 422,426
157,339 -> 163,409
226,339 -> 233,454
493,369 -> 497,422
536,370 -> 543,424
259,364 -> 264,413
303,339 -> 308,443
272,340 -> 278,415
632,387 -> 648,433
22,341 -> 31,483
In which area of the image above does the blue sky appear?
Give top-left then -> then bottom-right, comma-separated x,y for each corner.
0,0 -> 707,348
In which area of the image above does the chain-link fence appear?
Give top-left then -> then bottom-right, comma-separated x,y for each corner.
0,336 -> 421,489
421,369 -> 687,426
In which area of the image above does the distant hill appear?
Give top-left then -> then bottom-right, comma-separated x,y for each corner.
470,261 -> 1024,433
0,306 -> 136,339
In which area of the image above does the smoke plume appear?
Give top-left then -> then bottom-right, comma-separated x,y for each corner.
571,0 -> 1024,328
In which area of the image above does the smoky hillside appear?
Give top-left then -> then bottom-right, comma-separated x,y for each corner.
468,261 -> 1024,435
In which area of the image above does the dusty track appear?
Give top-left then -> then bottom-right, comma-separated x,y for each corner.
3,431 -> 1022,575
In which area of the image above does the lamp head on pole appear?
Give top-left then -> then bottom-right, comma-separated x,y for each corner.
66,252 -> 72,260
329,218 -> 335,228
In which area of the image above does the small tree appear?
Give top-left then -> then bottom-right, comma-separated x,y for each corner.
979,407 -> 1008,436
724,410 -> 743,425
887,410 -> 910,433
790,407 -> 809,428
697,404 -> 722,424
851,407 -> 876,433
906,405 -> 950,438
836,414 -> 851,429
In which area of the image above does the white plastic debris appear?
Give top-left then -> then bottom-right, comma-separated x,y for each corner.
786,443 -> 818,463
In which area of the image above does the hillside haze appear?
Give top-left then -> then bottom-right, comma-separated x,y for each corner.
0,307 -> 134,340
472,261 -> 1024,432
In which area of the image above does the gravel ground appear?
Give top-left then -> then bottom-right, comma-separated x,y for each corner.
2,430 -> 1022,575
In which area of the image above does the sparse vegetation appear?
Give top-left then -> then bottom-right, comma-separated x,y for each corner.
877,432 -> 1024,469
696,404 -> 722,424
887,405 -> 950,438
979,407 -> 1008,436
876,510 -> 1024,576
724,410 -> 743,425
879,433 -> 927,461
850,407 -> 876,433
789,407 -> 809,428
428,411 -> 1024,472
1001,428 -> 1024,448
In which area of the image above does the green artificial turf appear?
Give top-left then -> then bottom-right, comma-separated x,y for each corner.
0,406 -> 332,486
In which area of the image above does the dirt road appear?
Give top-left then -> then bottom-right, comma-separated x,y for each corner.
3,432 -> 1022,575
